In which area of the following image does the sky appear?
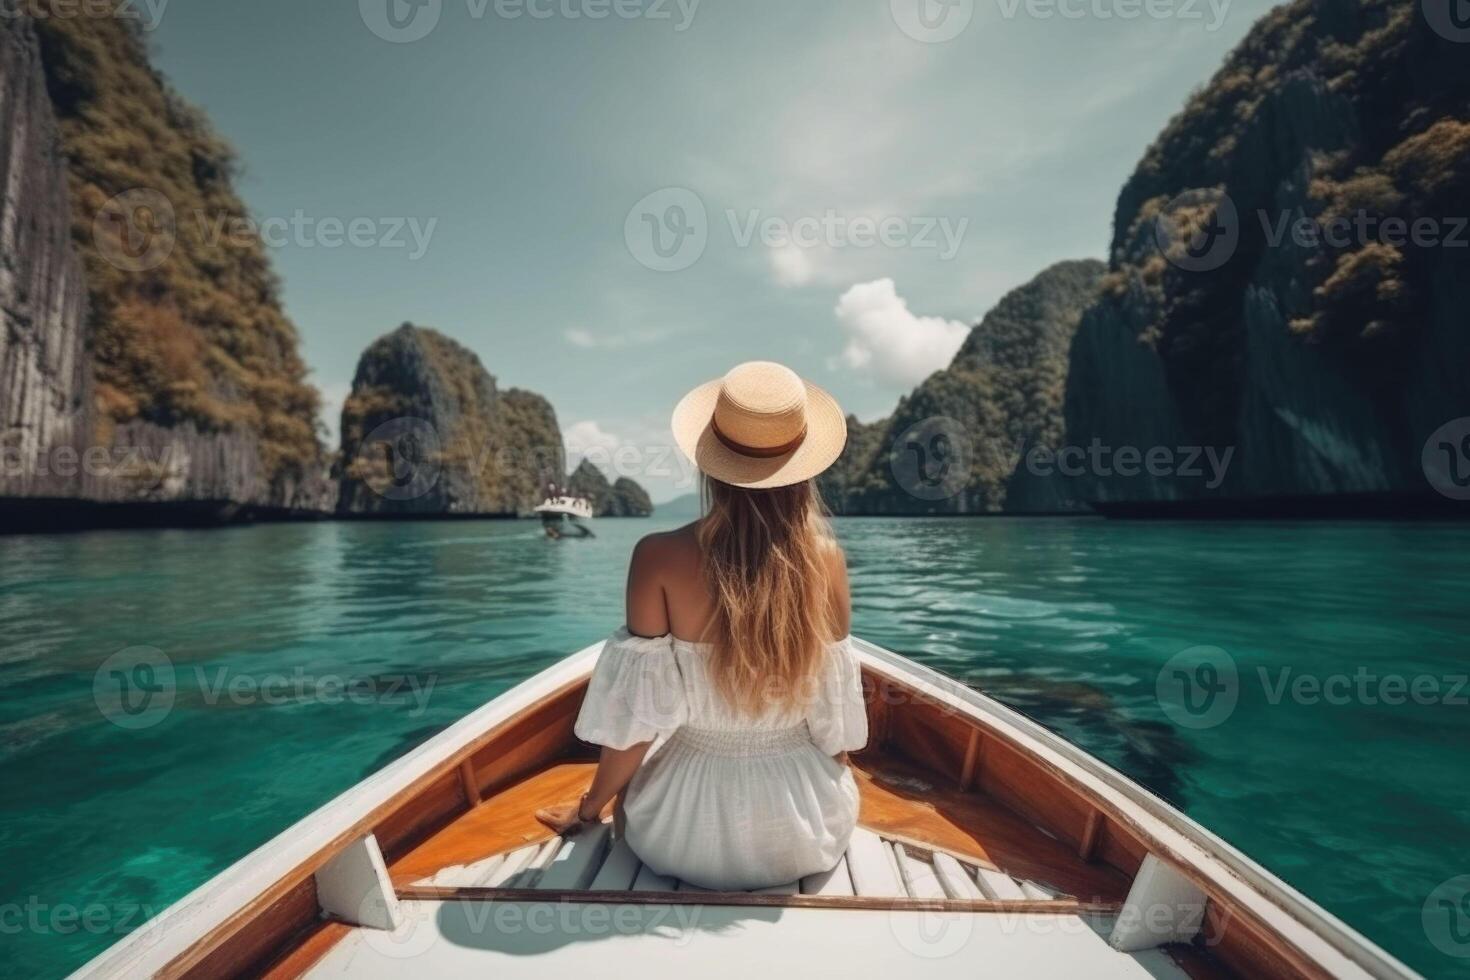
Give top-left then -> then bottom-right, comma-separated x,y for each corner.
144,0 -> 1282,502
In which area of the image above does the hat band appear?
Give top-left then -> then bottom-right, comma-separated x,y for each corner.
711,420 -> 807,459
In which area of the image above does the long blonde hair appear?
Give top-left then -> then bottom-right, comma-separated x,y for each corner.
697,475 -> 837,716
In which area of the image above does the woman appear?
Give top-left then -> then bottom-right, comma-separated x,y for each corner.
536,361 -> 868,890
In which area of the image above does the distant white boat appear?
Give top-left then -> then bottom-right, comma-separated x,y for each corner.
71,638 -> 1419,980
534,495 -> 594,521
534,495 -> 594,537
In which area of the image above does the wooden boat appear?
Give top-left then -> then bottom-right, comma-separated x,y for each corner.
72,637 -> 1419,979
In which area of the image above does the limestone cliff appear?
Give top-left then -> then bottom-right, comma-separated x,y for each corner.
1,13 -> 333,522
820,261 -> 1105,514
1061,0 -> 1470,509
0,15 -> 88,500
338,324 -> 565,516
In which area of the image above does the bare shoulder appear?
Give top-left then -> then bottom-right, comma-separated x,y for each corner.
629,521 -> 701,573
625,523 -> 700,637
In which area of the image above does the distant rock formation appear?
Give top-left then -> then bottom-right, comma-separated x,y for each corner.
1061,0 -> 1470,510
565,459 -> 653,517
338,324 -> 564,516
0,13 -> 334,526
820,260 -> 1105,514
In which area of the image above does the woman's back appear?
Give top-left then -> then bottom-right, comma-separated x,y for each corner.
544,361 -> 866,890
624,519 -> 851,651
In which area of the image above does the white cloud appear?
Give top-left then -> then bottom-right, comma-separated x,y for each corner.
769,244 -> 814,287
563,420 -> 621,464
831,279 -> 968,388
565,328 -> 598,348
317,380 -> 353,448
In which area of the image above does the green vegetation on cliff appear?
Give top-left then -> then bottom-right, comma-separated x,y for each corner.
339,324 -> 564,515
1103,0 -> 1470,438
33,13 -> 320,477
821,261 -> 1104,514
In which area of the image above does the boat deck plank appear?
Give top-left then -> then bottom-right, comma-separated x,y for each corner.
588,837 -> 641,891
799,855 -> 854,896
854,751 -> 1129,903
388,761 -> 592,886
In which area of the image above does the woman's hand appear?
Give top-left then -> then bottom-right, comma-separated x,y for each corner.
535,799 -> 600,836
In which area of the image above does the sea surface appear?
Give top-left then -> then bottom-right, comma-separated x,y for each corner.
1,517 -> 1467,978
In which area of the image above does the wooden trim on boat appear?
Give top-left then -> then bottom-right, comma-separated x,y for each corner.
850,640 -> 1414,980
394,885 -> 1123,915
69,636 -> 1419,980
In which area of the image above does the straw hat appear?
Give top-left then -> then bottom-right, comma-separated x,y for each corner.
672,361 -> 847,489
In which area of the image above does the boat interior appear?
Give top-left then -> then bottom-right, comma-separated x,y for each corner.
130,646 -> 1386,980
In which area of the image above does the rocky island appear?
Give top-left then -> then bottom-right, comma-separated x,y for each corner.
825,0 -> 1468,517
0,15 -> 650,529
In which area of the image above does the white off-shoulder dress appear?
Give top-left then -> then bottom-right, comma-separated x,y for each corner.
574,629 -> 869,891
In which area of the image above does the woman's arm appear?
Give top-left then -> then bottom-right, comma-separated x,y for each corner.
537,534 -> 670,835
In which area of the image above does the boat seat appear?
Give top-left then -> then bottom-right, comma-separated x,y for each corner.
406,823 -> 1061,903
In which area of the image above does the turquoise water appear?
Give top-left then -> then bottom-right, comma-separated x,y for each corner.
1,517 -> 1467,978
